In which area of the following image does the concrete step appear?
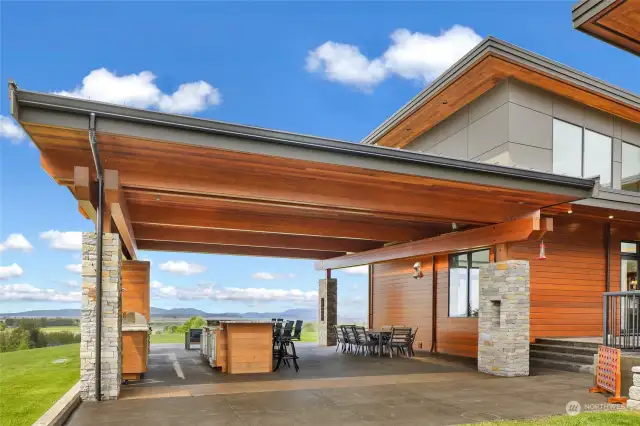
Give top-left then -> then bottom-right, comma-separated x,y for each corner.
530,349 -> 594,364
530,357 -> 594,374
530,343 -> 598,356
534,338 -> 600,349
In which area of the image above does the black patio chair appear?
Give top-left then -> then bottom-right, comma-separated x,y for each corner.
343,325 -> 358,353
386,326 -> 412,358
291,320 -> 303,341
354,326 -> 378,356
333,325 -> 346,352
408,326 -> 419,357
273,320 -> 299,372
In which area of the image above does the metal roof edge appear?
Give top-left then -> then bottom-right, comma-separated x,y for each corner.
9,80 -> 596,192
360,35 -> 640,146
572,0 -> 612,27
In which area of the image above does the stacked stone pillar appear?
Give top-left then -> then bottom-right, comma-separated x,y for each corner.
628,366 -> 640,410
318,278 -> 337,346
478,260 -> 530,377
80,232 -> 123,401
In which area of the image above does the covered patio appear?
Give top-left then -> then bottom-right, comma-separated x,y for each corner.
64,343 -> 606,425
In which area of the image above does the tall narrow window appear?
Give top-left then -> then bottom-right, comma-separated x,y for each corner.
552,119 -> 612,186
584,130 -> 612,186
553,120 -> 582,178
622,142 -> 640,193
449,249 -> 490,318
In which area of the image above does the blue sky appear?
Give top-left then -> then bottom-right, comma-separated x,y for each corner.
0,2 -> 638,318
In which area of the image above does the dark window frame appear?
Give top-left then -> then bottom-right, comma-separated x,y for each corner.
552,118 -> 613,187
621,241 -> 640,292
448,248 -> 490,318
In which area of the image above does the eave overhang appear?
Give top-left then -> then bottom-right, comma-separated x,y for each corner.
361,36 -> 640,148
573,0 -> 640,55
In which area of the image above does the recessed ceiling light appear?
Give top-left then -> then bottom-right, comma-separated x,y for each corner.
518,201 -> 525,205
156,196 -> 161,201
567,210 -> 573,214
442,100 -> 448,105
609,215 -> 614,219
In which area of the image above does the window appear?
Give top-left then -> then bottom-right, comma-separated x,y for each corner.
552,119 -> 612,186
449,249 -> 490,318
622,142 -> 640,193
621,242 -> 640,292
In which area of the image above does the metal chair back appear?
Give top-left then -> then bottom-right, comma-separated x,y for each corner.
292,320 -> 303,340
390,327 -> 412,345
334,325 -> 344,343
344,325 -> 358,345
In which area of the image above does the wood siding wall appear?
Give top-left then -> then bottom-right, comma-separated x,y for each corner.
510,216 -> 606,339
371,255 -> 479,358
370,216 -> 640,358
122,260 -> 151,320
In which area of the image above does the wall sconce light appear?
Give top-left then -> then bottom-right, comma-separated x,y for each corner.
413,261 -> 423,279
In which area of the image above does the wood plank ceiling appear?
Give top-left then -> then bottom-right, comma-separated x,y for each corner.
22,123 -> 580,260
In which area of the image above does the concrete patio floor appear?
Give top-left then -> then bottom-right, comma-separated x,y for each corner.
65,344 -> 609,425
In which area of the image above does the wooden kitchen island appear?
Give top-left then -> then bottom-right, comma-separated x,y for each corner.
213,321 -> 273,374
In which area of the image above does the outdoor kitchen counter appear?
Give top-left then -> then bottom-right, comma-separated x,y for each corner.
216,320 -> 273,374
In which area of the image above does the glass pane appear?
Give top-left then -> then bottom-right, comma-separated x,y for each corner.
469,268 -> 479,317
622,143 -> 640,193
471,250 -> 490,268
622,242 -> 637,253
449,258 -> 468,317
584,130 -> 612,186
450,253 -> 468,269
553,120 -> 582,178
622,260 -> 638,291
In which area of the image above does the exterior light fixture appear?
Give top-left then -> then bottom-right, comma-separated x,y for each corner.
537,240 -> 547,260
609,215 -> 614,219
412,262 -> 423,279
442,100 -> 448,104
452,222 -> 458,231
567,209 -> 573,214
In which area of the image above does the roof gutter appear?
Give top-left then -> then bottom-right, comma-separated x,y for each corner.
8,84 -> 596,192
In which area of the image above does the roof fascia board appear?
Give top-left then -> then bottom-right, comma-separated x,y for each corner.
361,36 -> 640,146
10,85 -> 595,198
572,0 -> 614,27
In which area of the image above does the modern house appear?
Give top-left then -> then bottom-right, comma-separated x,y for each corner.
8,4 -> 640,401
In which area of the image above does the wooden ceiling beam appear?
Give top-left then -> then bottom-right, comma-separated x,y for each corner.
315,210 -> 551,270
73,166 -> 97,222
129,203 -> 436,242
137,240 -> 343,260
133,224 -> 385,252
104,169 -> 137,260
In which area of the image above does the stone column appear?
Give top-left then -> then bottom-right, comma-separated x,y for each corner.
478,260 -> 530,377
318,278 -> 337,346
80,232 -> 123,401
628,366 -> 640,410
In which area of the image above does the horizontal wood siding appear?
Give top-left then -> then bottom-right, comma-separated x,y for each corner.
435,254 -> 478,358
371,257 -> 433,351
510,216 -> 606,339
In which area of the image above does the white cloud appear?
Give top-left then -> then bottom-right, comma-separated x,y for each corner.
305,42 -> 387,90
40,230 -> 82,251
65,264 -> 82,274
63,280 -> 80,288
0,283 -> 80,302
0,116 -> 26,143
152,282 -> 317,304
55,68 -> 221,114
159,260 -> 206,275
151,280 -> 164,289
0,263 -> 24,280
306,25 -> 482,90
0,234 -> 33,252
251,272 -> 296,281
342,265 -> 369,275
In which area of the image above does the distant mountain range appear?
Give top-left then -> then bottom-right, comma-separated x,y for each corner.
0,307 -> 320,321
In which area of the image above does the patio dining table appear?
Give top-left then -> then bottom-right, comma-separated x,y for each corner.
367,329 -> 392,357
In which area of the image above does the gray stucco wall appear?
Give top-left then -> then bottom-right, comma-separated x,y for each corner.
403,78 -> 640,190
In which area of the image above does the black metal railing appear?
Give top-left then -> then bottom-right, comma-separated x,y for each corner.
603,291 -> 640,350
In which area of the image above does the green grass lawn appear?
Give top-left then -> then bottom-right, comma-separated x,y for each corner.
0,344 -> 80,426
479,411 -> 640,425
40,326 -> 80,334
150,330 -> 318,344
